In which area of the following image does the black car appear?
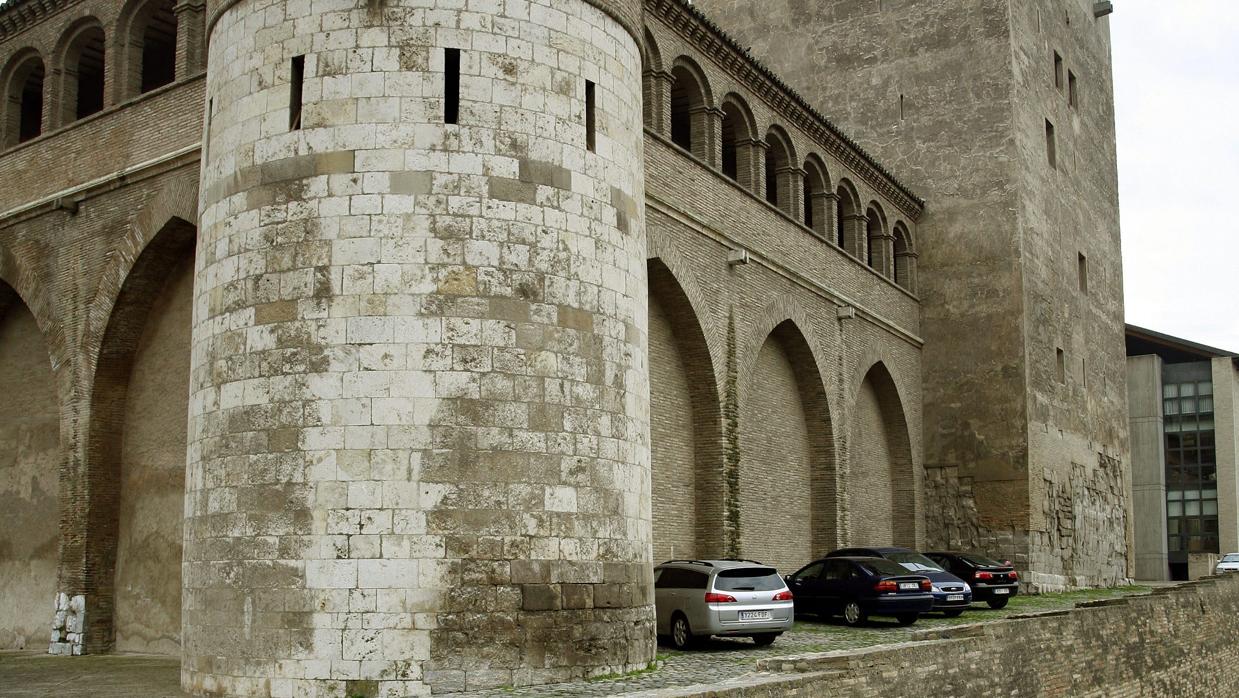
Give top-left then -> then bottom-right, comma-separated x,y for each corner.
826,547 -> 973,616
924,551 -> 1020,609
786,556 -> 934,626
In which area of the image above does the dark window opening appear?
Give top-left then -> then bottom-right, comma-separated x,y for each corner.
866,212 -> 879,269
73,27 -> 106,120
1054,51 -> 1064,90
444,47 -> 460,124
17,61 -> 45,143
720,115 -> 737,180
1078,252 -> 1088,293
803,178 -> 813,229
1056,347 -> 1066,383
1068,70 -> 1078,108
669,72 -> 693,151
584,79 -> 596,152
899,93 -> 904,120
1045,119 -> 1056,168
764,146 -> 778,206
289,55 -> 304,130
140,0 -> 177,93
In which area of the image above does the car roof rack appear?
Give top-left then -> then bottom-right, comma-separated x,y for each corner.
717,558 -> 765,565
660,559 -> 714,567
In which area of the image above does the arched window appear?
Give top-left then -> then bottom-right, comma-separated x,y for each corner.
141,0 -> 178,93
641,27 -> 664,132
719,95 -> 756,190
3,51 -> 45,146
835,181 -> 860,254
802,155 -> 830,236
764,126 -> 796,213
669,63 -> 707,154
866,203 -> 891,277
866,208 -> 881,269
59,21 -> 107,122
893,223 -> 916,292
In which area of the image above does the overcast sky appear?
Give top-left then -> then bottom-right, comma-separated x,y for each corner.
1112,1 -> 1239,352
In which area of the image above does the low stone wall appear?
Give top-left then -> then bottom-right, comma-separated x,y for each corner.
641,575 -> 1239,698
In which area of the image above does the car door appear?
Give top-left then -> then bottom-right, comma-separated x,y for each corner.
788,562 -> 826,614
820,560 -> 851,613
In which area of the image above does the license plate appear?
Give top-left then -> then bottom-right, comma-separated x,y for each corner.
899,582 -> 919,591
994,588 -> 1010,595
947,594 -> 964,602
739,610 -> 770,621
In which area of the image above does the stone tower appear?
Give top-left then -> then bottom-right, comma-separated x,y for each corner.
188,0 -> 651,693
693,0 -> 1130,588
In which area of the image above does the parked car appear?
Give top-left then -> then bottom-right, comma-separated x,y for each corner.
653,559 -> 794,649
826,547 -> 973,616
786,556 -> 933,626
1215,553 -> 1239,574
924,551 -> 1020,609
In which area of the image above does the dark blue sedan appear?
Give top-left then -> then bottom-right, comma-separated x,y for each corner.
786,556 -> 934,626
827,547 -> 973,616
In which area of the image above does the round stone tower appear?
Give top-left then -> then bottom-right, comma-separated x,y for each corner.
186,0 -> 650,693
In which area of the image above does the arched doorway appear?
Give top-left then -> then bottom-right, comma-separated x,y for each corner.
0,282 -> 60,649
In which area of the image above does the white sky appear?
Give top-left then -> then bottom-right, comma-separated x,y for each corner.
1112,1 -> 1239,353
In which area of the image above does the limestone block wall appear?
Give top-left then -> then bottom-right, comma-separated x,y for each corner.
189,0 -> 649,694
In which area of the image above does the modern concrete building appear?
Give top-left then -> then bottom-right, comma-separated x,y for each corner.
1127,325 -> 1239,581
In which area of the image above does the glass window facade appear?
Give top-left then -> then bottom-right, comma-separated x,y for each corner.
1164,373 -> 1217,556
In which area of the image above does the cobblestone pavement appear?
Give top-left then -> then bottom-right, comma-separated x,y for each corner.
0,587 -> 1150,697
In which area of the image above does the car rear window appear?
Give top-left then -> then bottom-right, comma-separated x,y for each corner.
858,559 -> 915,577
885,551 -> 944,572
713,568 -> 783,591
959,553 -> 1005,567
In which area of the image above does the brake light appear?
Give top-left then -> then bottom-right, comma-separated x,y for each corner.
875,580 -> 898,593
772,590 -> 793,601
920,579 -> 932,591
1010,570 -> 1018,580
976,571 -> 993,581
705,592 -> 737,603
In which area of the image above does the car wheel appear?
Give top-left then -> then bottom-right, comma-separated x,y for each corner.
842,601 -> 868,627
670,613 -> 695,650
751,633 -> 779,647
987,597 -> 1009,610
943,609 -> 964,618
896,613 -> 918,626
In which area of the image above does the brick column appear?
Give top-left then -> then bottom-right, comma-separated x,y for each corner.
689,105 -> 722,167
895,249 -> 918,292
774,165 -> 805,220
643,68 -> 672,135
175,0 -> 207,78
842,213 -> 868,261
870,230 -> 895,277
811,190 -> 837,241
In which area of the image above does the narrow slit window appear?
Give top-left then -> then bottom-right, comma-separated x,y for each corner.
585,80 -> 596,152
1056,348 -> 1066,384
899,93 -> 904,120
1068,70 -> 1078,108
444,47 -> 460,125
1054,51 -> 1064,90
1045,119 -> 1056,169
289,55 -> 304,130
1078,252 -> 1089,293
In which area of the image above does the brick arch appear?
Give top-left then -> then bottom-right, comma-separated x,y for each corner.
0,243 -> 63,370
81,207 -> 196,651
847,356 -> 916,549
114,0 -> 178,99
1,48 -> 47,147
668,55 -> 713,160
646,241 -> 725,560
645,229 -> 723,373
52,16 -> 107,125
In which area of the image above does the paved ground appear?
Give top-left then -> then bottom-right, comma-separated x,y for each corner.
0,586 -> 1151,697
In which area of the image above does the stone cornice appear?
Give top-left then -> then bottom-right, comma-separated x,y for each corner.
646,0 -> 926,222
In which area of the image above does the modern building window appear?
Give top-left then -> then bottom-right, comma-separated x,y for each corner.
1164,378 -> 1218,555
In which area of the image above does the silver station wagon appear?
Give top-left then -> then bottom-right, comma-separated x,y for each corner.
653,559 -> 795,649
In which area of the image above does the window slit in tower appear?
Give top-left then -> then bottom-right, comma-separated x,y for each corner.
445,48 -> 460,125
1045,119 -> 1056,168
585,80 -> 596,152
289,55 -> 304,130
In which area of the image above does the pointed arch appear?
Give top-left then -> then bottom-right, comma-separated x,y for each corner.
802,153 -> 832,237
0,278 -> 61,650
647,257 -> 725,561
739,319 -> 837,570
85,214 -> 195,652
2,49 -> 46,147
848,360 -> 916,549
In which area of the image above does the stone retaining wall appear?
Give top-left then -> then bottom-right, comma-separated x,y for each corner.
649,575 -> 1239,698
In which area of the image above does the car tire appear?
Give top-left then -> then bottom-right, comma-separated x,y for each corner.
987,597 -> 1010,610
896,613 -> 918,626
943,609 -> 964,618
669,613 -> 695,650
842,601 -> 868,627
751,633 -> 779,647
